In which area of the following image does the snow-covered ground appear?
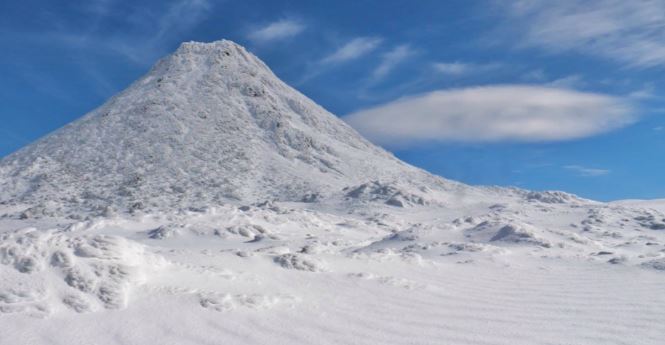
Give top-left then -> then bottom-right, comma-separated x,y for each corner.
1,40 -> 663,344
612,199 -> 665,213
2,196 -> 664,345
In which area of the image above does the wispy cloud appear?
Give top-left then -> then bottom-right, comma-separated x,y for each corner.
0,0 -> 214,103
7,0 -> 213,66
371,45 -> 415,80
628,84 -> 656,100
296,36 -> 384,84
107,0 -> 212,64
247,19 -> 305,44
154,0 -> 211,42
344,85 -> 635,147
321,37 -> 383,64
433,62 -> 472,75
498,0 -> 665,68
564,165 -> 610,177
522,69 -> 547,82
547,75 -> 586,89
432,62 -> 500,76
83,0 -> 115,18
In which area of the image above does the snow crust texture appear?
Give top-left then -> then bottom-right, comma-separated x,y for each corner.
0,227 -> 164,317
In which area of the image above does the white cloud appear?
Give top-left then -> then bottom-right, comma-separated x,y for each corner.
53,0 -> 212,65
432,62 -> 470,75
371,45 -> 415,80
248,19 -> 305,44
547,75 -> 586,89
149,0 -> 212,47
0,0 -> 213,100
522,69 -> 547,82
432,62 -> 500,76
344,85 -> 635,147
22,0 -> 213,65
499,0 -> 665,67
628,84 -> 656,100
564,165 -> 610,177
322,37 -> 383,64
84,0 -> 114,16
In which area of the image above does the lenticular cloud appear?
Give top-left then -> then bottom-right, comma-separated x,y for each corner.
344,85 -> 635,147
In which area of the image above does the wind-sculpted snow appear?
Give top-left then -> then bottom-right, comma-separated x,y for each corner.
0,196 -> 664,344
0,227 -> 166,316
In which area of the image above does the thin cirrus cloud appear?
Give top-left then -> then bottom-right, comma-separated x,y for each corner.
371,45 -> 415,80
103,0 -> 213,64
432,62 -> 499,76
321,37 -> 383,64
0,0 -> 213,98
564,165 -> 610,177
546,75 -> 586,89
499,0 -> 665,68
28,0 -> 214,65
296,36 -> 383,85
344,85 -> 635,147
247,19 -> 305,44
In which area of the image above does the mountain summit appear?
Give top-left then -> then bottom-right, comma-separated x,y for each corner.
0,40 -> 457,216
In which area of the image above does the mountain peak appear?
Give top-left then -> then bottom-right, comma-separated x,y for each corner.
147,39 -> 274,86
169,39 -> 266,68
176,39 -> 243,53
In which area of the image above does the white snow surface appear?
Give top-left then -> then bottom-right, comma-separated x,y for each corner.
1,40 -> 664,345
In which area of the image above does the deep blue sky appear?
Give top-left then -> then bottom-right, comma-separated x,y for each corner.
1,0 -> 664,201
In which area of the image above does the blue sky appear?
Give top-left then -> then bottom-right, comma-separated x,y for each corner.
1,0 -> 664,201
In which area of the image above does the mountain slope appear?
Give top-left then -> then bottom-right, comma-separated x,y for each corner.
0,40 -> 460,216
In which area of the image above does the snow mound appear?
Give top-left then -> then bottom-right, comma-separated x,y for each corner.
348,272 -> 425,290
641,258 -> 665,271
466,221 -> 552,248
0,228 -> 165,315
447,242 -> 489,252
225,223 -> 272,240
525,191 -> 583,204
634,212 -> 665,230
199,292 -> 296,311
343,181 -> 429,207
147,225 -> 180,239
273,253 -> 326,272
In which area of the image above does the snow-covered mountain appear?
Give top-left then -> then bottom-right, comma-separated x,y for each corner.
1,40 -> 664,345
0,40 -> 460,217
